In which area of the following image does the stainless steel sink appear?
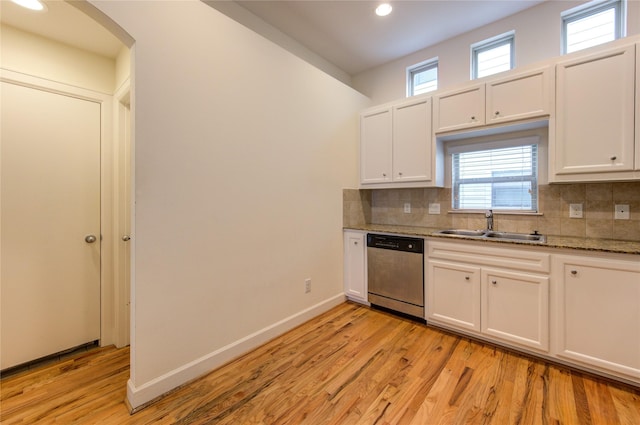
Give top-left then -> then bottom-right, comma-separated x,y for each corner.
435,229 -> 546,243
484,231 -> 546,242
437,229 -> 487,237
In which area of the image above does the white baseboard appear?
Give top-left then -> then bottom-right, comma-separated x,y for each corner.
126,293 -> 346,411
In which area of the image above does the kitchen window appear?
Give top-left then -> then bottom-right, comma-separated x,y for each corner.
449,136 -> 539,212
407,58 -> 438,96
562,0 -> 625,54
471,32 -> 514,79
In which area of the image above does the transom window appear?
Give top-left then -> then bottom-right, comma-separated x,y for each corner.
407,59 -> 438,96
562,0 -> 624,54
471,32 -> 515,79
450,137 -> 539,212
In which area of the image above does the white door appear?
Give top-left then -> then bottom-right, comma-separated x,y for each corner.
1,81 -> 101,369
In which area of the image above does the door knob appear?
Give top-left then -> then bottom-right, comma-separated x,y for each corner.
122,235 -> 131,242
85,235 -> 97,243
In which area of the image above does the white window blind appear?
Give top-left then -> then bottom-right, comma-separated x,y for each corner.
452,142 -> 538,211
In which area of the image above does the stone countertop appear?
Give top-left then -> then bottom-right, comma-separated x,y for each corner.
345,224 -> 640,255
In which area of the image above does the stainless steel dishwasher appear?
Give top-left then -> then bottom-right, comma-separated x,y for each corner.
367,234 -> 424,320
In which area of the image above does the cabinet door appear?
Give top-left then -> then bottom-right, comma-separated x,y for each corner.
427,260 -> 480,332
343,231 -> 367,303
392,97 -> 432,183
360,107 -> 392,184
555,44 -> 635,175
481,269 -> 549,351
486,67 -> 552,125
555,255 -> 640,379
433,84 -> 485,133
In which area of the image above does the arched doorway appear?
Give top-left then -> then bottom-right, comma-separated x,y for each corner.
0,0 -> 133,368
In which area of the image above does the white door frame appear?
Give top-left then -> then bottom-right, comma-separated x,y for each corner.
114,78 -> 132,348
1,68 -> 120,347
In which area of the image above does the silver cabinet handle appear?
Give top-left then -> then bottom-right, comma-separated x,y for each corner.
610,156 -> 617,160
122,235 -> 131,242
85,235 -> 97,243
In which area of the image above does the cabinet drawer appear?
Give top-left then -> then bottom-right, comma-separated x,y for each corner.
428,240 -> 550,274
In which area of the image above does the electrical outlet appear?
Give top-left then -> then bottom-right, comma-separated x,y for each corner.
305,278 -> 311,293
615,204 -> 630,220
403,202 -> 411,213
569,203 -> 583,218
428,203 -> 441,215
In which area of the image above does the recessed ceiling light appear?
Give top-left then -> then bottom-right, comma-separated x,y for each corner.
375,3 -> 393,17
11,0 -> 47,12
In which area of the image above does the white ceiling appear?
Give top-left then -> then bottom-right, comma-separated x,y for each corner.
1,0 -> 545,74
228,0 -> 546,75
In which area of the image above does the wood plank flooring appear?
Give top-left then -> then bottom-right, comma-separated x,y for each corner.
2,302 -> 639,424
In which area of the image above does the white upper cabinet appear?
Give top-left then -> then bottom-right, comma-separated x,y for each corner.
553,43 -> 636,179
392,97 -> 432,182
433,84 -> 485,133
360,106 -> 392,184
486,66 -> 552,125
434,66 -> 552,134
360,96 -> 438,187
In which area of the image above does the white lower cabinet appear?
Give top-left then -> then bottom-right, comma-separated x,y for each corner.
343,230 -> 367,304
481,268 -> 549,351
427,241 -> 550,352
427,260 -> 480,332
554,254 -> 640,381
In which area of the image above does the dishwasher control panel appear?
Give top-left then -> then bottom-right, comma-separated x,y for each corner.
367,234 -> 423,253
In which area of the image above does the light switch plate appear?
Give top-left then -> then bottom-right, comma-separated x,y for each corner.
569,203 -> 583,218
615,204 -> 630,220
404,202 -> 411,213
428,203 -> 441,215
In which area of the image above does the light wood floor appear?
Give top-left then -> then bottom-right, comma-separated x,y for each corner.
2,302 -> 639,424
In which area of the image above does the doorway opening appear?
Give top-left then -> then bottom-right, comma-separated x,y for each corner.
0,0 -> 134,370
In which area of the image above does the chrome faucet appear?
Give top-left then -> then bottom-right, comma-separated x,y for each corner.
485,209 -> 494,231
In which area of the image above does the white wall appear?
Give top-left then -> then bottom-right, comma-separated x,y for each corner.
89,0 -> 369,409
353,0 -> 640,104
0,24 -> 116,94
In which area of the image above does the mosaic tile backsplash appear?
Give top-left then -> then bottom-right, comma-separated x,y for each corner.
344,182 -> 640,241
